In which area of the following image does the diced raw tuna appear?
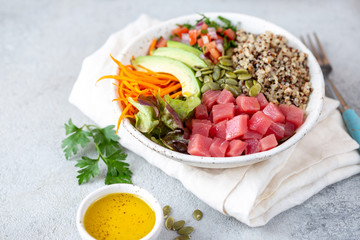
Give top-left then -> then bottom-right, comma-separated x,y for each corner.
263,102 -> 285,123
279,104 -> 304,128
209,120 -> 227,139
236,96 -> 260,114
195,104 -> 208,119
184,119 -> 192,129
188,134 -> 212,156
217,89 -> 235,104
244,139 -> 261,155
256,93 -> 269,110
284,121 -> 296,137
202,90 -> 221,111
266,122 -> 285,140
226,140 -> 248,157
248,111 -> 273,135
226,115 -> 248,141
191,119 -> 212,137
183,127 -> 191,140
209,138 -> 229,157
212,103 -> 235,124
242,130 -> 263,140
259,134 -> 278,151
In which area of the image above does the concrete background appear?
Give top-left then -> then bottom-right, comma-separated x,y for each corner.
1,0 -> 360,239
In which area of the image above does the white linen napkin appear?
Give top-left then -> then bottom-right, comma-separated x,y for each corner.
69,14 -> 360,227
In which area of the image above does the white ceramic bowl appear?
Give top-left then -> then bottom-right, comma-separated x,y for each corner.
76,184 -> 163,240
112,12 -> 324,168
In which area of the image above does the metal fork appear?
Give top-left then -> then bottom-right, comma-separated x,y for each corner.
301,33 -> 360,148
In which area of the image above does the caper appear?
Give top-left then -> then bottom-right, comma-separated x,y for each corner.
212,66 -> 221,80
203,75 -> 213,83
237,73 -> 252,80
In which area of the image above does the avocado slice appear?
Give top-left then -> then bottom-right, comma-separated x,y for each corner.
132,55 -> 201,98
152,47 -> 207,69
167,40 -> 203,57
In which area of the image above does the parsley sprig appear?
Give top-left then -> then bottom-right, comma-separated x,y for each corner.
61,119 -> 132,185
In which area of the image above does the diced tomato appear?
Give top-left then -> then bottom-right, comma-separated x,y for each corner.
256,93 -> 269,110
208,54 -> 219,64
279,104 -> 304,128
188,134 -> 212,157
226,140 -> 248,157
244,139 -> 261,155
155,37 -> 167,48
226,115 -> 248,141
266,122 -> 285,140
189,29 -> 197,46
209,120 -> 227,139
209,48 -> 221,60
191,119 -> 212,137
202,90 -> 222,111
259,134 -> 278,151
217,26 -> 224,33
210,138 -> 229,157
223,28 -> 236,41
242,130 -> 263,140
236,96 -> 260,114
197,38 -> 204,47
212,103 -> 235,124
195,104 -> 208,119
203,41 -> 216,53
172,27 -> 189,38
171,36 -> 182,42
217,89 -> 235,104
201,23 -> 208,30
248,111 -> 273,135
263,102 -> 285,123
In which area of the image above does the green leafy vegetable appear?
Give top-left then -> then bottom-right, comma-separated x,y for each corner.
164,95 -> 201,121
128,97 -> 159,133
61,119 -> 132,185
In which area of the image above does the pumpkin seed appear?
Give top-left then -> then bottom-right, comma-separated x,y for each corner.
208,82 -> 220,90
212,66 -> 220,80
195,70 -> 202,78
234,68 -> 248,74
219,59 -> 233,66
225,71 -> 237,79
200,67 -> 211,72
201,70 -> 213,75
218,64 -> 233,71
204,59 -> 214,67
193,65 -> 203,70
224,84 -> 242,96
245,80 -> 254,89
165,216 -> 174,230
172,220 -> 185,231
220,69 -> 226,78
225,47 -> 234,56
218,55 -> 232,60
192,209 -> 203,221
237,73 -> 252,80
201,83 -> 211,93
163,205 -> 171,218
203,75 -> 213,83
178,226 -> 194,235
253,80 -> 258,86
249,83 -> 262,97
198,76 -> 203,82
225,78 -> 238,86
174,236 -> 190,240
216,78 -> 225,84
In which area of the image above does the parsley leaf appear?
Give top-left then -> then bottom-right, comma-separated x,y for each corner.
61,119 -> 91,159
62,119 -> 132,185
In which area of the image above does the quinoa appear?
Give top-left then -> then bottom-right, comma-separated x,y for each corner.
232,30 -> 312,109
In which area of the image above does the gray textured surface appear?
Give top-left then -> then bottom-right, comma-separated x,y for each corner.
1,0 -> 360,239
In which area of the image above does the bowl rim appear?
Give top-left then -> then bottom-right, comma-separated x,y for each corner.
111,12 -> 324,168
76,184 -> 163,240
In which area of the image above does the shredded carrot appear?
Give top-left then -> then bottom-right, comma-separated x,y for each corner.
97,55 -> 184,133
148,38 -> 157,55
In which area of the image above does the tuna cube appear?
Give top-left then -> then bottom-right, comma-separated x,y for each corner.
256,93 -> 269,110
226,140 -> 248,157
209,120 -> 227,139
263,102 -> 285,123
194,104 -> 208,119
244,139 -> 261,155
202,90 -> 221,111
217,89 -> 235,104
249,111 -> 274,135
187,134 -> 212,156
209,138 -> 229,157
191,119 -> 212,137
226,115 -> 248,141
242,130 -> 263,140
279,104 -> 304,128
236,96 -> 260,114
259,134 -> 278,151
212,103 -> 235,124
284,121 -> 296,137
266,122 -> 285,140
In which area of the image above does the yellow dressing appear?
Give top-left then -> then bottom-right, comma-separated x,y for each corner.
84,193 -> 156,240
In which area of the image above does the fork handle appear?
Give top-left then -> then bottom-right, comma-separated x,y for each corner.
343,109 -> 360,150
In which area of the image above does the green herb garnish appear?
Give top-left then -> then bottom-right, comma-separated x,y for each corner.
61,119 -> 132,185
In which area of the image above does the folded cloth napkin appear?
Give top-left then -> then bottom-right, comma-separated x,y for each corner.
69,14 -> 360,227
